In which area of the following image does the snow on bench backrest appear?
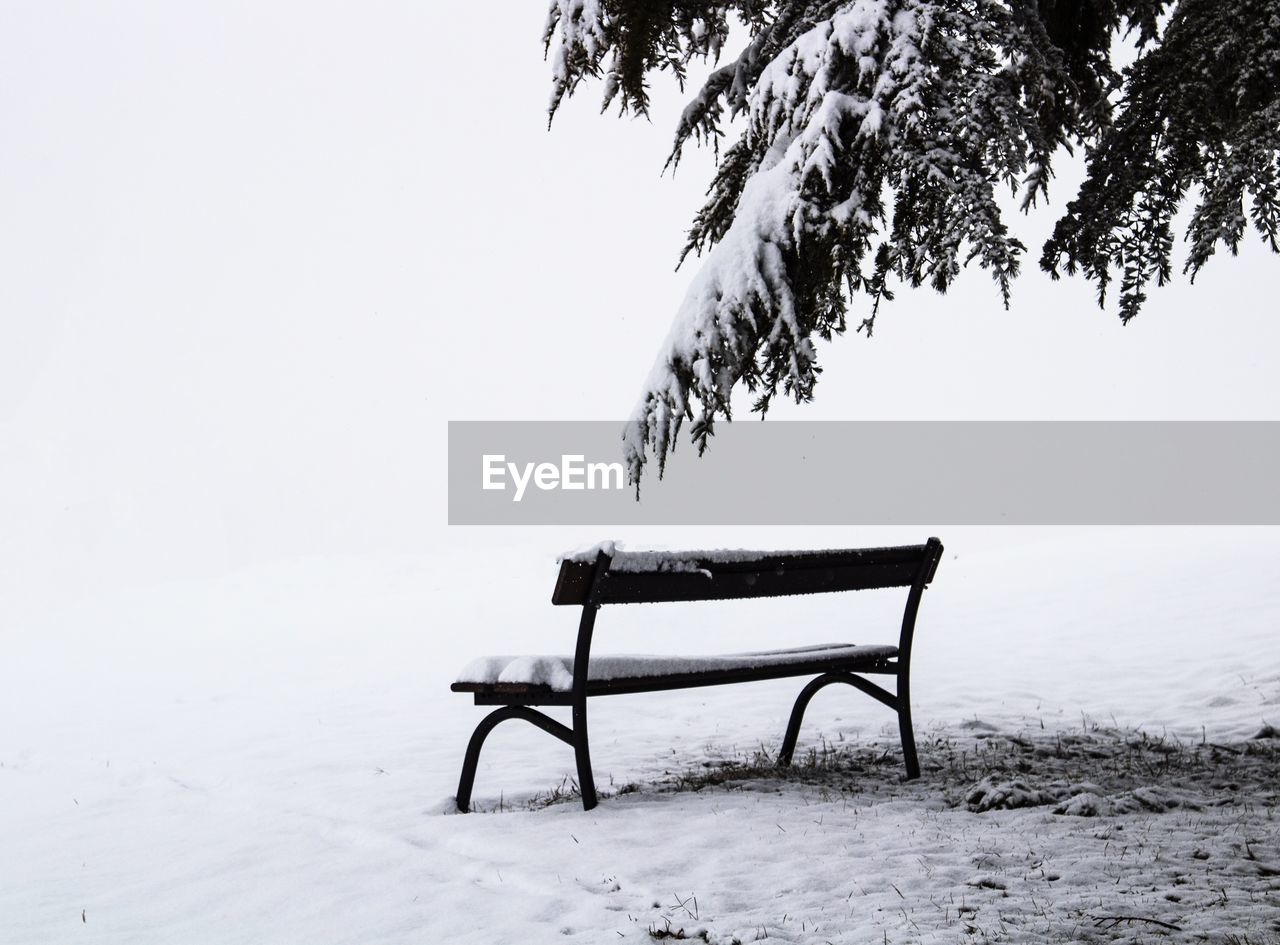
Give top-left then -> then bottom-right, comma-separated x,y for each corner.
552,540 -> 943,606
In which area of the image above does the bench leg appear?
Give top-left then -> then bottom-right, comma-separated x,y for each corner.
778,674 -> 839,766
572,698 -> 598,811
897,675 -> 920,780
455,706 -> 574,813
778,671 -> 911,776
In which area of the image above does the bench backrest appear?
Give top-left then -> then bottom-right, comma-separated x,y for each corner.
552,539 -> 944,606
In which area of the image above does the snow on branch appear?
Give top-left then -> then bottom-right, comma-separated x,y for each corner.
613,0 -> 1064,482
542,0 -> 1276,485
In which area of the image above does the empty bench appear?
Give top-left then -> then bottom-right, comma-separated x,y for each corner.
451,538 -> 944,811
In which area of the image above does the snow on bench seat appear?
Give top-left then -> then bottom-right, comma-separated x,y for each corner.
454,643 -> 899,693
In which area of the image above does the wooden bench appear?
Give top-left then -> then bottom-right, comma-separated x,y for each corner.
450,538 -> 944,812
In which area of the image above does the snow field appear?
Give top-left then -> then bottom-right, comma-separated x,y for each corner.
2,528 -> 1277,942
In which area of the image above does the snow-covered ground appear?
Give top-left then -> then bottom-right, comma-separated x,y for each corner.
3,528 -> 1278,943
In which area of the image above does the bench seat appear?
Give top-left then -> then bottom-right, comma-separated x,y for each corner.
452,643 -> 899,703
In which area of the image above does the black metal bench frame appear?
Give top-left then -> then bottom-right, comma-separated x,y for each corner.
451,537 -> 944,812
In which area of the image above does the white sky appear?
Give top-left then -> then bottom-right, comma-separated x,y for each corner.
2,3 -> 1277,597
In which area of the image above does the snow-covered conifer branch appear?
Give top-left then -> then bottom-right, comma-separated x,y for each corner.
601,0 -> 1100,481
1041,0 -> 1280,322
542,0 -> 1277,484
